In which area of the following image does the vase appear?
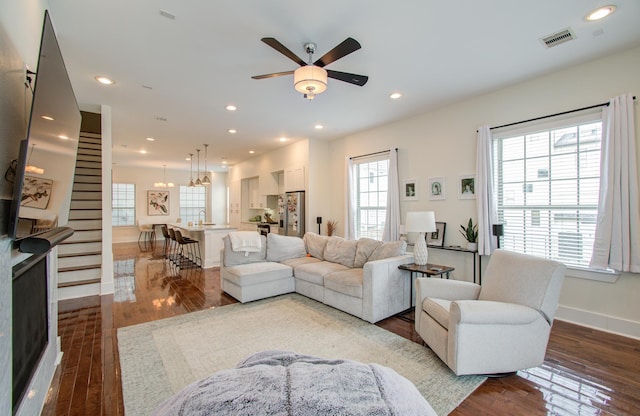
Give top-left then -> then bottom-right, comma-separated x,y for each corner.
467,242 -> 478,251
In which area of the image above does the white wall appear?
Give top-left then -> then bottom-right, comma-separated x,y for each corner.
327,45 -> 640,338
111,165 -> 227,242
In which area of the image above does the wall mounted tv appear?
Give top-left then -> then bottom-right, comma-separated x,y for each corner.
8,10 -> 81,241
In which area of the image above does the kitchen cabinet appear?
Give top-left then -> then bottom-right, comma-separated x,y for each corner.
229,180 -> 241,227
248,177 -> 267,209
284,166 -> 305,192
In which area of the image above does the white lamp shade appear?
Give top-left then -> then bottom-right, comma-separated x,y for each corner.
294,65 -> 328,95
405,211 -> 436,233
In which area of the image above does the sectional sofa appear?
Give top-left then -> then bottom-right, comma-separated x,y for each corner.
220,232 -> 414,323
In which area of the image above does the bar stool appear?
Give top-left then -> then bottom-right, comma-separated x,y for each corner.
138,223 -> 155,250
174,230 -> 202,268
160,225 -> 173,259
167,228 -> 180,265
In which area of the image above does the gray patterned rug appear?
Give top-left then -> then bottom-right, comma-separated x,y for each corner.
118,294 -> 485,415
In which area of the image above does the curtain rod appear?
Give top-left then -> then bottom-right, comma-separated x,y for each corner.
485,96 -> 636,131
349,147 -> 397,160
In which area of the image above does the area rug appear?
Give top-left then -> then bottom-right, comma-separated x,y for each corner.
118,294 -> 485,415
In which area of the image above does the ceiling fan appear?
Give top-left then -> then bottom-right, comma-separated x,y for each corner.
252,37 -> 368,100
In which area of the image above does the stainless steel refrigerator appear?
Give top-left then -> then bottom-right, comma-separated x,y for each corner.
284,191 -> 305,237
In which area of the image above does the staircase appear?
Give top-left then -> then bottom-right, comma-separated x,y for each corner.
58,132 -> 103,294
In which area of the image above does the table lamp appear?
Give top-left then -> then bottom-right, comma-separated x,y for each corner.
405,211 -> 436,265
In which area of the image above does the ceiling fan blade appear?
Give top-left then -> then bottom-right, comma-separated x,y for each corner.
261,37 -> 306,66
251,70 -> 295,80
314,37 -> 361,68
327,70 -> 368,86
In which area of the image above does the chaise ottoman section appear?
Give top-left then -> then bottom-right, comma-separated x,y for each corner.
221,262 -> 294,303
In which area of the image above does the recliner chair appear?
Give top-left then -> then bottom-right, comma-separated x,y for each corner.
415,249 -> 565,376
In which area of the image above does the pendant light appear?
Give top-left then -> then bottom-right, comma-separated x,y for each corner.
195,148 -> 203,186
201,144 -> 211,185
188,153 -> 195,187
154,164 -> 175,188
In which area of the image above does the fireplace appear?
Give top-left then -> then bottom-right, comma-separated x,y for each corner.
12,253 -> 49,413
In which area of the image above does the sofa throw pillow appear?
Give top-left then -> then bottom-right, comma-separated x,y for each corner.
323,236 -> 358,268
222,235 -> 267,266
266,233 -> 307,262
303,232 -> 330,260
353,238 -> 383,268
367,240 -> 407,262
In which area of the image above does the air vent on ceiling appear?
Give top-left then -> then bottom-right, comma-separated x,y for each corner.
540,28 -> 576,48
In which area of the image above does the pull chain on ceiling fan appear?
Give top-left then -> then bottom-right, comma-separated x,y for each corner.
252,37 -> 368,100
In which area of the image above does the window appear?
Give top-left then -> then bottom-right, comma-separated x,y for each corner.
353,156 -> 389,240
179,185 -> 206,224
112,183 -> 135,226
492,114 -> 602,269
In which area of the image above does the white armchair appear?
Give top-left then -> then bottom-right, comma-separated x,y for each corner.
415,249 -> 565,376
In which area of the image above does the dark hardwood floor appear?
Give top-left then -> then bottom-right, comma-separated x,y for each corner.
42,242 -> 640,415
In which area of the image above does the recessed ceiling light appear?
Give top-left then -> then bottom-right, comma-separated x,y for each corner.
41,115 -> 54,121
225,105 -> 237,111
222,160 -> 228,165
185,156 -> 191,161
228,129 -> 237,134
249,150 -> 255,154
95,76 -> 115,85
58,135 -> 69,140
279,137 -> 288,142
146,137 -> 155,141
390,92 -> 403,99
585,5 -> 616,21
314,124 -> 324,130
140,150 -> 147,154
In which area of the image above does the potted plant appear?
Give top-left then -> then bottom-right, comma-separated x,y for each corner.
459,218 -> 478,251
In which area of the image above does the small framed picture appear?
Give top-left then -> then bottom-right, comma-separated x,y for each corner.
428,176 -> 445,200
426,221 -> 446,247
403,179 -> 418,201
148,190 -> 170,215
458,175 -> 476,199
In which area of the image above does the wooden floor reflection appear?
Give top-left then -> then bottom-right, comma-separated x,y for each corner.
42,242 -> 640,415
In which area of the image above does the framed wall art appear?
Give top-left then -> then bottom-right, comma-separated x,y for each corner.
428,176 -> 445,200
148,190 -> 170,215
402,179 -> 419,201
426,221 -> 446,247
458,175 -> 476,199
20,176 -> 53,209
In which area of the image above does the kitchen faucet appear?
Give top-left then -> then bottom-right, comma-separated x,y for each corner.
198,209 -> 206,225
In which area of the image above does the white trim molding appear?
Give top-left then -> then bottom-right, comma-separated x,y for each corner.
556,305 -> 640,340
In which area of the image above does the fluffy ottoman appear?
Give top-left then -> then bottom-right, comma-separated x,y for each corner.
153,350 -> 437,416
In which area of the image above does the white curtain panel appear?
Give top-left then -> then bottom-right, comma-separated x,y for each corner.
475,126 -> 498,256
590,93 -> 640,272
345,157 -> 356,240
382,148 -> 400,242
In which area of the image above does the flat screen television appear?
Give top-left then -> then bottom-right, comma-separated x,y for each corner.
8,10 -> 81,241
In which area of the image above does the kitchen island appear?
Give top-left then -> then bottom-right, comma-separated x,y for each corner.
169,223 -> 236,268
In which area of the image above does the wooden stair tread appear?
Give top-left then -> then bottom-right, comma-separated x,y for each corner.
59,264 -> 102,273
58,278 -> 101,288
58,251 -> 102,258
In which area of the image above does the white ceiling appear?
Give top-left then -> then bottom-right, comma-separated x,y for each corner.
47,0 -> 640,171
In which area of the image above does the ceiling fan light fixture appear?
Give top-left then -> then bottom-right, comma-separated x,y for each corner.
294,65 -> 327,98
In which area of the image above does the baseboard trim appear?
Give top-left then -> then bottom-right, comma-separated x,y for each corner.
556,305 -> 640,340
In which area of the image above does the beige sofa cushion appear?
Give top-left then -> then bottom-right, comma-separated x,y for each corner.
303,233 -> 330,260
354,238 -> 382,268
368,240 -> 407,262
323,236 -> 358,268
266,233 -> 307,262
224,262 -> 292,286
324,269 -> 364,298
294,261 -> 350,285
222,235 -> 267,266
